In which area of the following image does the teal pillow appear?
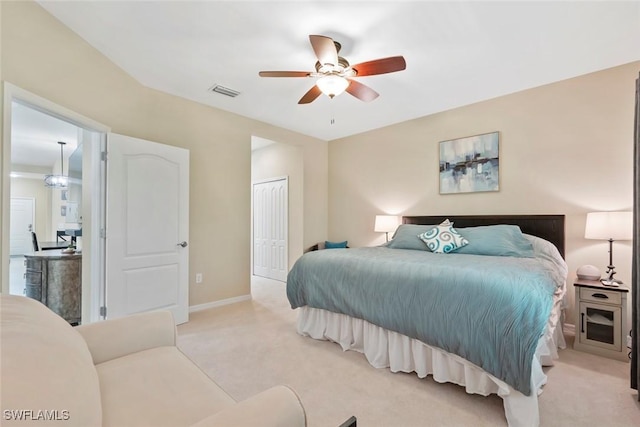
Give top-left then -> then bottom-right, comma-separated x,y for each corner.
418,219 -> 469,253
325,240 -> 348,249
454,225 -> 535,258
385,224 -> 435,251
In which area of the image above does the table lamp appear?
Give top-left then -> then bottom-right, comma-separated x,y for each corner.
374,215 -> 400,242
584,211 -> 633,286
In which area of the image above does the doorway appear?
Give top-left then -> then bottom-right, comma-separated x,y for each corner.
2,83 -> 109,323
250,136 -> 305,284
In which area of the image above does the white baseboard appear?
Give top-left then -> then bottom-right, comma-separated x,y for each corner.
189,294 -> 251,313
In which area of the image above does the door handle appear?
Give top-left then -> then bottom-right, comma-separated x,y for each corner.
177,241 -> 188,248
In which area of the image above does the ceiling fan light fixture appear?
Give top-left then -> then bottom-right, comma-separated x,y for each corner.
316,75 -> 349,98
259,34 -> 405,104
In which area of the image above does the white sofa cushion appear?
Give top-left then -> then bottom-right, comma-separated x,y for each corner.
75,310 -> 177,364
96,346 -> 235,427
0,295 -> 102,427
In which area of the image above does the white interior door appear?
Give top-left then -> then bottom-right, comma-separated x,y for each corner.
106,133 -> 189,324
10,198 -> 35,255
253,178 -> 288,282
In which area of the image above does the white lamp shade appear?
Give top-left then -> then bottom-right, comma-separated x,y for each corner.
584,211 -> 633,241
374,215 -> 400,233
316,75 -> 349,97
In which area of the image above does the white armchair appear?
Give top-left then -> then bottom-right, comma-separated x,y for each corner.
1,294 -> 306,427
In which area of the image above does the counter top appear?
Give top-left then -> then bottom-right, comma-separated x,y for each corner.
25,249 -> 82,259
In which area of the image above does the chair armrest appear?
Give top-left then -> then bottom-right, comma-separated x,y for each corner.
189,385 -> 306,427
75,310 -> 176,365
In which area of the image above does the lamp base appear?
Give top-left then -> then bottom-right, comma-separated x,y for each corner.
601,263 -> 623,287
601,278 -> 623,287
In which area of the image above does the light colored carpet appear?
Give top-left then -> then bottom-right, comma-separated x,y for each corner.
177,276 -> 640,426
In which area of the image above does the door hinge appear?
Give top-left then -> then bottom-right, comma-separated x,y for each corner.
101,151 -> 108,161
100,306 -> 107,317
100,228 -> 107,239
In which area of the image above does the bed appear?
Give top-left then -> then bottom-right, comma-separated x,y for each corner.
286,215 -> 567,427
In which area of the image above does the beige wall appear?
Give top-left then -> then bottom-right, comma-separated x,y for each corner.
329,62 -> 638,328
251,140 -> 304,271
0,1 -> 328,306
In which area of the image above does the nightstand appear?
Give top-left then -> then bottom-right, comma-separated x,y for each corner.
573,278 -> 629,361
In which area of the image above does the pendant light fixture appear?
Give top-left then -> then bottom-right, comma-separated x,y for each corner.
44,141 -> 69,189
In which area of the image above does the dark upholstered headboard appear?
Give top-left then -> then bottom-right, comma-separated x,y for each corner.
402,215 -> 566,258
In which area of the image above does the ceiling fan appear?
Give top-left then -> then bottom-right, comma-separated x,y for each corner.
259,35 -> 406,104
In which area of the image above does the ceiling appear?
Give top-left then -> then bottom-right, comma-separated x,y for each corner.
27,1 -> 640,142
11,102 -> 79,169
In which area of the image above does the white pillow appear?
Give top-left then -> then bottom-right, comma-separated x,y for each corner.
418,219 -> 469,253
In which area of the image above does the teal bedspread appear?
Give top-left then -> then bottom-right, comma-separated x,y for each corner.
286,247 -> 564,396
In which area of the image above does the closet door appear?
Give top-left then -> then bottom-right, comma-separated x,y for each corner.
253,178 -> 288,282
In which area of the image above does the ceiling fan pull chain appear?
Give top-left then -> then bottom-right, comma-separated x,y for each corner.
330,98 -> 335,125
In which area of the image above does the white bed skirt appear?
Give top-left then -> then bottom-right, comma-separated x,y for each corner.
297,298 -> 565,427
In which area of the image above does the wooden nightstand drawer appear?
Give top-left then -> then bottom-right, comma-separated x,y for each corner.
579,287 -> 621,305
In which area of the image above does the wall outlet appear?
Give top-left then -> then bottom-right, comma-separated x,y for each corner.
627,334 -> 632,349
195,273 -> 203,284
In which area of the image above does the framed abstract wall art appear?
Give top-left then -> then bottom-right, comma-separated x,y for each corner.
439,131 -> 499,194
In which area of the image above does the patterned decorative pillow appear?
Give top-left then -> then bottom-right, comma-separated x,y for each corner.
418,219 -> 469,253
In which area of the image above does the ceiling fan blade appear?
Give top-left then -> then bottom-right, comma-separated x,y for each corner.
345,79 -> 379,102
298,85 -> 323,104
309,35 -> 338,66
259,71 -> 311,78
351,56 -> 406,76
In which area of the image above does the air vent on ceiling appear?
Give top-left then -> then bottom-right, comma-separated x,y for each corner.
209,84 -> 240,98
